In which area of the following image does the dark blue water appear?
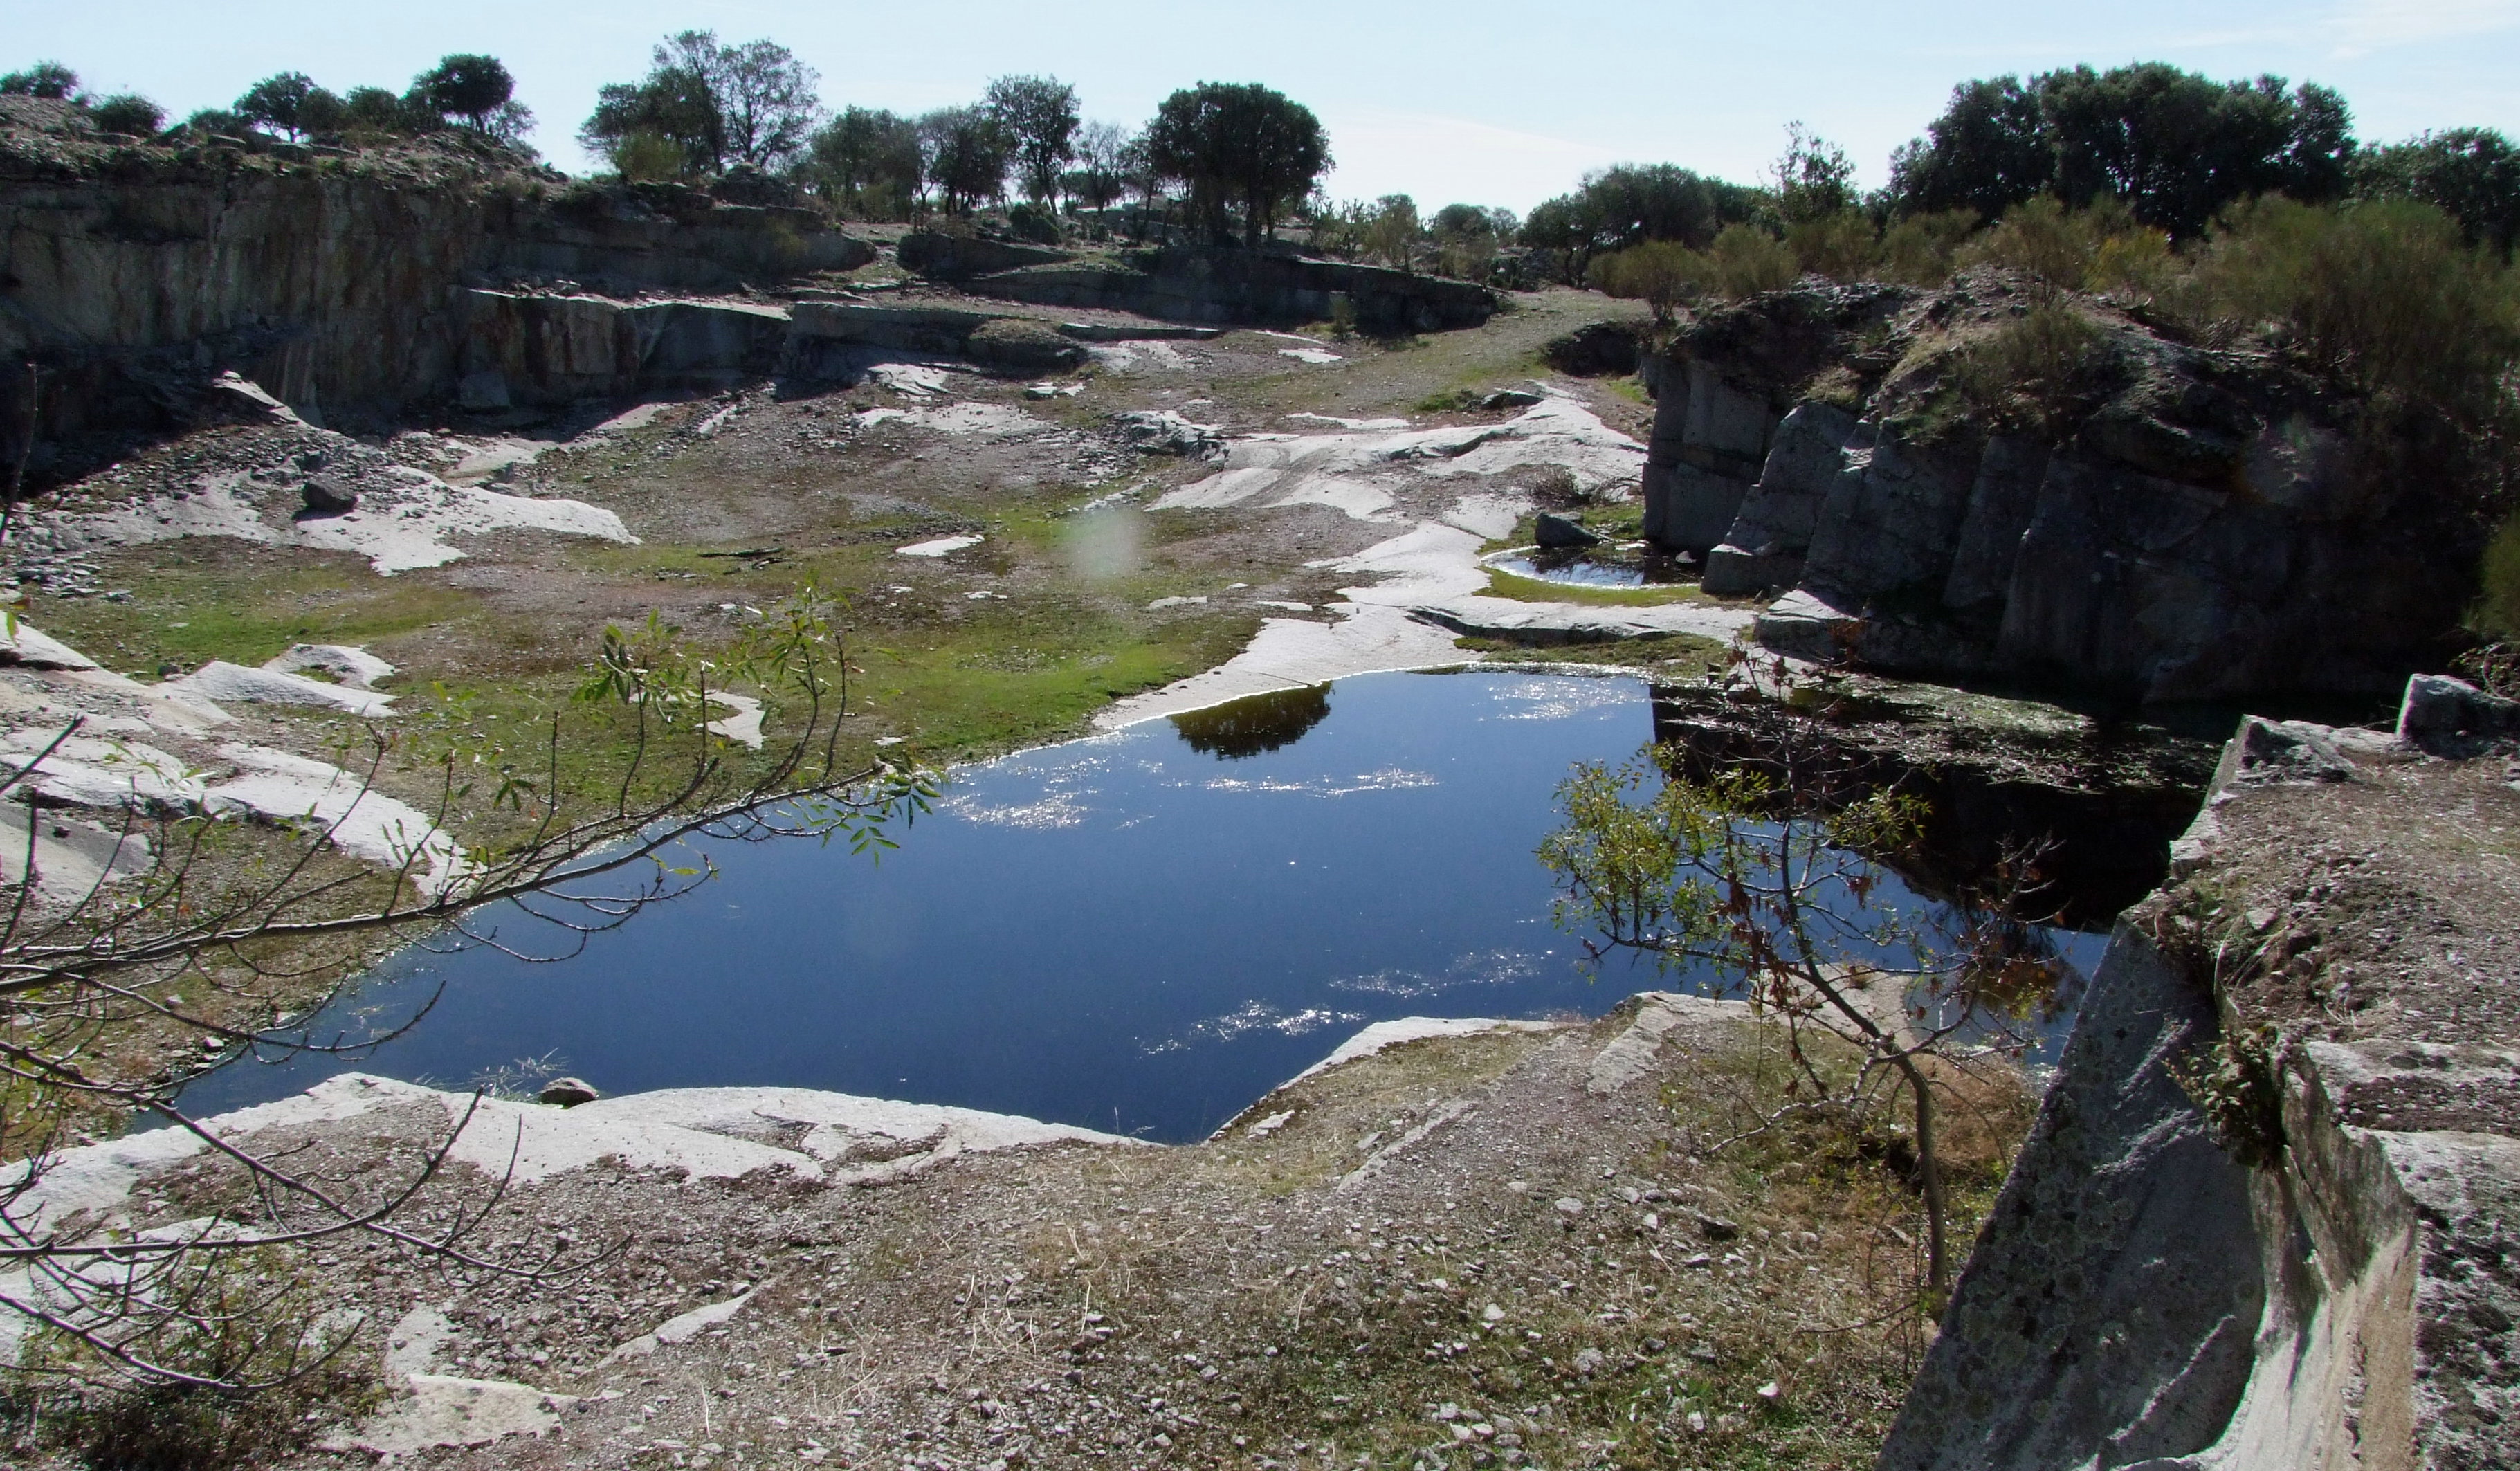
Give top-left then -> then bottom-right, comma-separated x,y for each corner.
179,671 -> 2106,1141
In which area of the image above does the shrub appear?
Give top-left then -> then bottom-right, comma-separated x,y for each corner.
2185,196 -> 2520,417
2089,224 -> 2175,300
2474,511 -> 2520,640
1876,209 -> 1979,285
1966,196 -> 2092,294
610,130 -> 688,181
0,62 -> 78,100
7,1250 -> 381,1471
1951,303 -> 2107,432
1359,194 -> 1421,271
1703,223 -> 1797,298
1786,210 -> 1877,281
88,93 -> 164,138
1590,239 -> 1701,321
1005,200 -> 1061,244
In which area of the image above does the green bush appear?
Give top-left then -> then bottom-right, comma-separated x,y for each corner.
1876,208 -> 1979,285
2184,197 -> 2520,417
1784,210 -> 1877,281
1703,223 -> 1797,298
87,93 -> 163,137
609,130 -> 688,181
1951,303 -> 2107,432
1005,200 -> 1061,244
2474,511 -> 2520,640
1589,239 -> 1701,320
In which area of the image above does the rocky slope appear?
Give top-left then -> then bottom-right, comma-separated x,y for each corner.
1637,277 -> 2478,702
4,997 -> 1998,1470
1883,675 -> 2520,1470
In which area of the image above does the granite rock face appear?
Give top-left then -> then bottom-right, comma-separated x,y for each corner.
962,246 -> 1499,333
1884,680 -> 2520,1470
1,122 -> 868,456
1650,278 -> 2472,701
1639,284 -> 1907,558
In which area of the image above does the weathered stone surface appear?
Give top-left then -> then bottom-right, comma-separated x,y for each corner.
1751,587 -> 1861,664
1879,921 -> 2263,1471
1701,400 -> 1855,596
1800,421 -> 1973,604
538,1077 -> 599,1107
1532,512 -> 1598,549
301,473 -> 358,515
0,154 -> 869,434
1540,320 -> 1641,377
895,230 -> 1072,280
1052,320 -> 1220,343
962,316 -> 1086,375
967,246 -> 1499,333
458,292 -> 793,404
1658,281 -> 2474,701
2211,714 -> 2357,788
1112,410 -> 1224,458
1888,707 -> 2520,1471
2397,673 -> 2520,753
1636,294 -> 1906,555
1937,435 -> 2048,614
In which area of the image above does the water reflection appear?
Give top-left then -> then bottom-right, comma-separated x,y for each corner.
1491,549 -> 1692,589
174,672 -> 2124,1142
1169,682 -> 1333,758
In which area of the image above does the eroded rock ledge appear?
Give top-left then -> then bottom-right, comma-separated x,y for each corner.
1884,676 -> 2520,1470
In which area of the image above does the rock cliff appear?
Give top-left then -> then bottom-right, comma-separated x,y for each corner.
896,233 -> 1501,333
1884,677 -> 2520,1470
1639,277 -> 2478,701
1,100 -> 868,470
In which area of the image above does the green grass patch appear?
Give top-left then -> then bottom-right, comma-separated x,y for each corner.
1481,569 -> 1708,607
34,549 -> 477,675
1455,631 -> 1735,678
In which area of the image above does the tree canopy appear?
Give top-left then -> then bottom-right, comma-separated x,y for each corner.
1888,63 -> 2355,237
413,54 -> 521,136
1144,82 -> 1330,246
920,106 -> 1014,212
235,72 -> 320,140
582,31 -> 819,177
1521,164 -> 1768,279
2354,127 -> 2520,256
985,74 -> 1080,206
805,107 -> 924,218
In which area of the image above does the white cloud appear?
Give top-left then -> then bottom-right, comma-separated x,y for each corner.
1313,107 -> 1628,214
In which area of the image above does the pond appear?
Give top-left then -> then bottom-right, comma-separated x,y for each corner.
1488,547 -> 1693,590
178,671 -> 2120,1143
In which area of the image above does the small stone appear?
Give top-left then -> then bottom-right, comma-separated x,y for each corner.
538,1077 -> 600,1107
1571,1348 -> 1605,1376
1553,1197 -> 1584,1217
1533,513 -> 1599,549
302,474 -> 359,515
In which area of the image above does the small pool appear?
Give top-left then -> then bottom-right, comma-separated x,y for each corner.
178,672 -> 2110,1142
1489,546 -> 1693,590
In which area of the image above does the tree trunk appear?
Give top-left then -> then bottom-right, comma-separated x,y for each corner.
1893,1052 -> 1948,1292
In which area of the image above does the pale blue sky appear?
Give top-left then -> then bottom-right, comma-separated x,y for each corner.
10,0 -> 2519,212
